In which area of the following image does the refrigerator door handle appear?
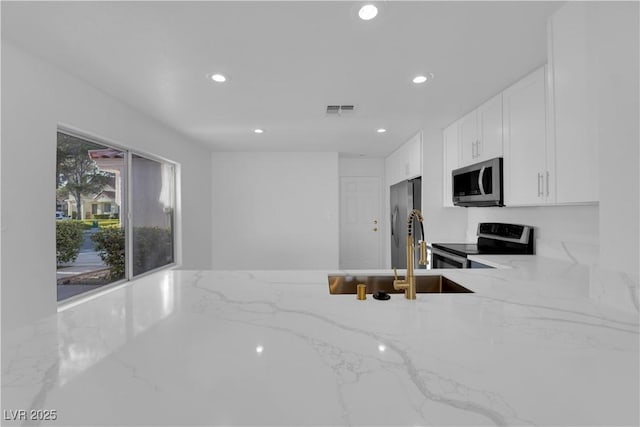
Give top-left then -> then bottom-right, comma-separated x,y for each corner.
391,206 -> 399,246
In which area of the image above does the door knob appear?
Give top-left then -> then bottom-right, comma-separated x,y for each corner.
373,220 -> 378,224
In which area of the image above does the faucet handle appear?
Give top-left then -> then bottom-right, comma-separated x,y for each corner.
392,268 -> 398,280
419,241 -> 428,265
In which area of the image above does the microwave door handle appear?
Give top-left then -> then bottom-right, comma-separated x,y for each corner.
478,166 -> 486,195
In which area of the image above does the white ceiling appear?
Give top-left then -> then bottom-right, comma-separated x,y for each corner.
1,1 -> 563,157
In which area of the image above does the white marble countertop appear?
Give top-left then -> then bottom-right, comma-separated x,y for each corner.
2,256 -> 638,426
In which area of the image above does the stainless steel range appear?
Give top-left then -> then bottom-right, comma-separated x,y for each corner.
431,222 -> 534,269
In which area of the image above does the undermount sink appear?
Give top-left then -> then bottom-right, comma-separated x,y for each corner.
328,274 -> 473,295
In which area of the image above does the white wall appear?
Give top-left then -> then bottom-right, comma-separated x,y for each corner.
1,41 -> 213,331
211,152 -> 339,270
590,2 -> 639,275
339,157 -> 384,178
588,2 -> 639,312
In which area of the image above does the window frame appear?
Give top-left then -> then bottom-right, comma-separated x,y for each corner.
56,126 -> 179,309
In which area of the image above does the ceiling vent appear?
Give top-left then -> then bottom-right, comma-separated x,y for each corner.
326,105 -> 355,116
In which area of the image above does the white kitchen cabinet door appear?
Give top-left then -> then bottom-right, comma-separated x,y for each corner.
477,93 -> 503,162
385,132 -> 422,186
406,132 -> 422,179
458,110 -> 477,167
503,66 -> 550,206
548,2 -> 598,204
459,95 -> 503,166
442,122 -> 459,207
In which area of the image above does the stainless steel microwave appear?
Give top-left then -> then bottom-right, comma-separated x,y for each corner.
452,157 -> 504,207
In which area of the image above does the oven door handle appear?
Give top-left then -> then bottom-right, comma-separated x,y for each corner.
431,247 -> 469,266
478,166 -> 486,195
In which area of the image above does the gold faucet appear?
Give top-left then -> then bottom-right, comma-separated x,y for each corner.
393,209 -> 428,299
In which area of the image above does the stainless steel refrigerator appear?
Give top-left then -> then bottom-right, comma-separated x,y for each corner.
390,177 -> 423,269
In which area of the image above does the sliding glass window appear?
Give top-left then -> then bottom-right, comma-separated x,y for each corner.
56,130 -> 176,302
130,154 -> 175,277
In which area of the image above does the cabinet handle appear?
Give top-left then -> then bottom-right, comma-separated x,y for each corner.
476,140 -> 481,158
537,173 -> 542,197
546,171 -> 550,196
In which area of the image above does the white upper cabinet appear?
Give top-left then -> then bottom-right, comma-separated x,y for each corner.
459,110 -> 477,166
441,0 -> 615,208
503,66 -> 553,206
442,122 -> 459,207
386,132 -> 422,186
547,2 -> 598,204
477,94 -> 503,162
459,94 -> 503,167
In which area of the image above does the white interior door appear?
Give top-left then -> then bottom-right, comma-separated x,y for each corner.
339,176 -> 382,269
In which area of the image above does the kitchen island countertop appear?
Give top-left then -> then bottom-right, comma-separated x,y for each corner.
2,256 -> 638,426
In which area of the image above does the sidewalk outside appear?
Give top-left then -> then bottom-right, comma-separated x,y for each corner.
57,228 -> 112,300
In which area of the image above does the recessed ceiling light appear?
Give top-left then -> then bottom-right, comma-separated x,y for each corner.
377,128 -> 387,133
358,4 -> 378,20
253,129 -> 264,134
412,73 -> 434,84
210,73 -> 227,83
